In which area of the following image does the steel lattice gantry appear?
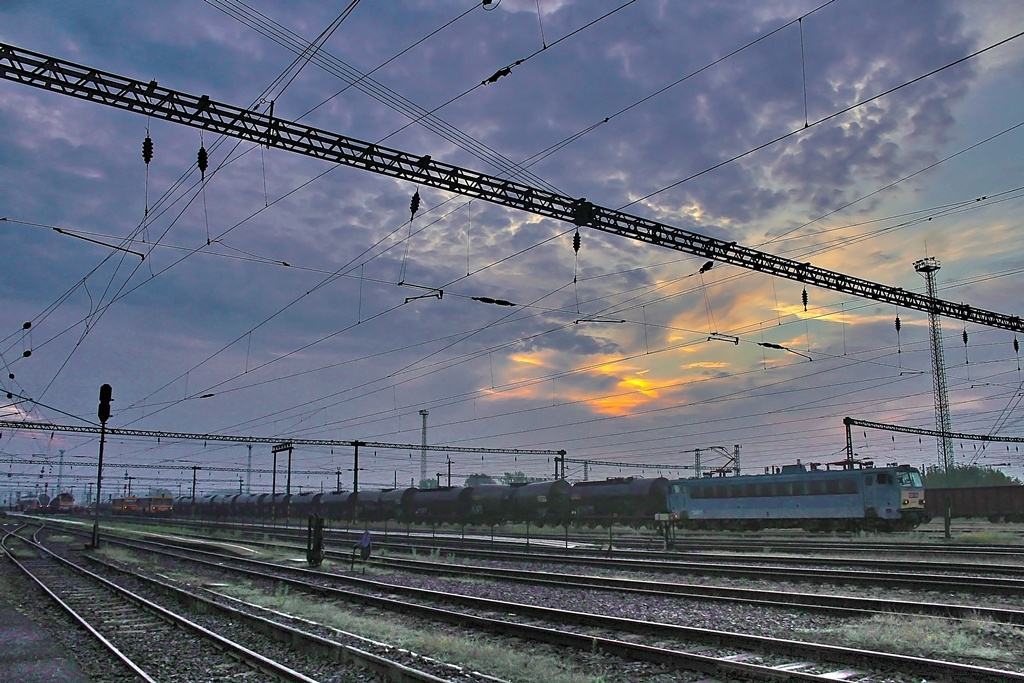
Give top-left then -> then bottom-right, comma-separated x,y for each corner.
842,416 -> 1024,461
1,42 -> 1022,332
0,419 -> 565,456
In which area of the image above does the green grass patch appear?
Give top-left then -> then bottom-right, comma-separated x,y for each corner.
806,614 -> 1024,665
95,544 -> 145,565
217,582 -> 600,683
44,534 -> 76,543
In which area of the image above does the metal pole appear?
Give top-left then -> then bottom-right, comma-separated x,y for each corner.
91,383 -> 112,548
419,410 -> 428,487
353,441 -> 361,492
286,446 -> 293,495
90,420 -> 106,548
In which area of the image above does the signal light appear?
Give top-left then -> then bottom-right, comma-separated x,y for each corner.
98,383 -> 113,424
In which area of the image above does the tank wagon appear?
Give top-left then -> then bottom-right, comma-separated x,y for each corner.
405,487 -> 472,525
667,463 -> 926,531
569,477 -> 670,527
168,477 -> 651,529
925,485 -> 1024,523
507,479 -> 572,526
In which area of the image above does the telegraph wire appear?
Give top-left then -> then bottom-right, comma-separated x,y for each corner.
519,0 -> 835,170
377,0 -> 639,148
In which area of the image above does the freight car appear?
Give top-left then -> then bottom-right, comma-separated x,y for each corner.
169,477 -> 642,529
924,485 -> 1024,523
569,477 -> 669,527
667,463 -> 926,531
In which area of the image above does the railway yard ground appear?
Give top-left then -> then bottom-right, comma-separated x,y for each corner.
3,515 -> 1024,682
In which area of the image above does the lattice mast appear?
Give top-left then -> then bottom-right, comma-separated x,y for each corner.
419,409 -> 429,487
914,257 -> 954,473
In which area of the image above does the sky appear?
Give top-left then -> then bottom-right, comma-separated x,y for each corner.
2,0 -> 1024,501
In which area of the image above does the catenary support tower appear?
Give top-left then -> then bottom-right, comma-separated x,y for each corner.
914,257 -> 954,474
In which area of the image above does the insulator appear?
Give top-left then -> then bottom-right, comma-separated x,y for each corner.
572,198 -> 593,226
699,261 -> 713,274
962,328 -> 968,346
1014,337 -> 1019,354
410,190 -> 421,219
801,287 -> 808,311
894,316 -> 901,333
572,229 -> 581,254
197,145 -> 209,178
142,135 -> 154,164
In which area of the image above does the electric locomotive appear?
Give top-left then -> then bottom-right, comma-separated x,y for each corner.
667,463 -> 925,531
46,492 -> 75,514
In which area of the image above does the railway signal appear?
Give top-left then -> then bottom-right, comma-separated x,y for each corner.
91,383 -> 112,548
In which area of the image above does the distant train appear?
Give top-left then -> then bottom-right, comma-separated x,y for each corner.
11,492 -> 75,514
110,495 -> 174,516
157,463 -> 926,532
924,485 -> 1024,523
13,497 -> 41,513
46,492 -> 75,514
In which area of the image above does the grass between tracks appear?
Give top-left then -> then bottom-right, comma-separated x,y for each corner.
803,613 -> 1024,666
218,580 -> 599,683
95,547 -> 599,681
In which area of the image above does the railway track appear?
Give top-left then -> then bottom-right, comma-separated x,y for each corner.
155,523 -> 1024,596
142,515 -> 1024,563
69,523 -> 1024,623
367,553 -> 1024,625
81,526 -> 1024,682
1,525 -> 317,682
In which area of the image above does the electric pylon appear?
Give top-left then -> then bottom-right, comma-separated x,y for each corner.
914,257 -> 954,474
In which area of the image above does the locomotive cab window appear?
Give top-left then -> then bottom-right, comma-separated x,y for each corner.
898,470 -> 923,488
